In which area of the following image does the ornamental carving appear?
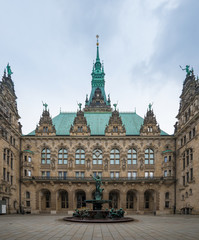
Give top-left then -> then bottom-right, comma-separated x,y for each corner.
35,109 -> 56,136
70,110 -> 91,136
140,107 -> 160,136
105,109 -> 126,136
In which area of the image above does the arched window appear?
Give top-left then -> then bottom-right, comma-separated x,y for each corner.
127,148 -> 137,165
58,148 -> 68,164
145,148 -> 154,164
110,149 -> 120,165
93,149 -> 102,165
75,149 -> 85,165
41,148 -> 51,164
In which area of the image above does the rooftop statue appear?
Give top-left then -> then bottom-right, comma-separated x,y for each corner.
42,102 -> 48,111
180,65 -> 193,76
7,63 -> 13,76
113,103 -> 117,111
148,103 -> 153,111
78,103 -> 82,111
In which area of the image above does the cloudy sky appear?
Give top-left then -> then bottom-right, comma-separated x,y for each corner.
0,0 -> 199,135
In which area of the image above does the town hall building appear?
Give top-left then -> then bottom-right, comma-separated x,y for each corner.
0,38 -> 198,215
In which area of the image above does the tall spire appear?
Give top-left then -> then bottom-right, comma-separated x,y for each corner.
96,35 -> 100,63
84,35 -> 111,112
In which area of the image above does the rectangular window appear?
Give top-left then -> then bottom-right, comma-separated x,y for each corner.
11,159 -> 13,169
186,172 -> 189,183
193,127 -> 196,137
46,171 -> 50,178
164,156 -> 167,163
26,201 -> 30,207
28,170 -> 31,177
165,201 -> 169,208
169,156 -> 171,161
183,176 -> 185,186
110,172 -> 114,178
81,172 -> 84,178
42,171 -> 45,177
3,168 -> 6,181
58,171 -> 62,178
184,135 -> 186,144
183,158 -> 185,170
132,171 -> 137,179
149,172 -> 154,178
145,172 -> 149,178
189,131 -> 192,140
24,169 -> 27,177
128,172 -> 131,179
115,172 -> 119,178
63,171 -> 67,179
169,170 -> 171,176
25,156 -> 27,161
7,172 -> 9,182
28,156 -> 31,162
190,168 -> 193,181
164,170 -> 167,177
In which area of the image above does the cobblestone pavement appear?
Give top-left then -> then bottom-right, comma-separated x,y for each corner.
0,214 -> 199,240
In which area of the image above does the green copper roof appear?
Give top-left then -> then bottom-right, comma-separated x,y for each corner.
27,112 -> 168,136
86,37 -> 109,106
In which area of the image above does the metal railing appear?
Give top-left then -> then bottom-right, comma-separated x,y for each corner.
21,176 -> 175,183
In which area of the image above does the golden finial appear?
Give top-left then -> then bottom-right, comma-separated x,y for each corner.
96,34 -> 99,46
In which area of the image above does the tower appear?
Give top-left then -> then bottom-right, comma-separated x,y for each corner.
84,35 -> 111,112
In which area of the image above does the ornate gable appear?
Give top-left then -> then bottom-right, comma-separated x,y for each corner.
35,104 -> 56,136
70,107 -> 91,136
140,104 -> 160,136
105,106 -> 126,136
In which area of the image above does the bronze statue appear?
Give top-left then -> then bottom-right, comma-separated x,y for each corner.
6,63 -> 13,76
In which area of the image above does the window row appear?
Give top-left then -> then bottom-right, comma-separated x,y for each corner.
182,168 -> 193,186
3,168 -> 13,184
41,148 -> 154,165
180,127 -> 196,146
182,149 -> 193,169
3,149 -> 14,169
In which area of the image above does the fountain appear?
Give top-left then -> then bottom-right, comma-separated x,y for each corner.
64,175 -> 134,223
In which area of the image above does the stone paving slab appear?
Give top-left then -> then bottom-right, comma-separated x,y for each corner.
0,214 -> 199,240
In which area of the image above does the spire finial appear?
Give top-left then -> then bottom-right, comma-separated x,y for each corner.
96,34 -> 99,46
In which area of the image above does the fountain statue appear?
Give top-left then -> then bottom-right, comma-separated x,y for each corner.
64,175 -> 134,223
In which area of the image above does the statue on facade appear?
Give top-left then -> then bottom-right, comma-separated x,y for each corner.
180,65 -> 193,77
148,103 -> 153,111
78,103 -> 82,111
42,102 -> 48,111
7,63 -> 13,76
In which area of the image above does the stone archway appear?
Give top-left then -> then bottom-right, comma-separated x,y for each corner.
109,190 -> 120,209
76,191 -> 86,209
144,189 -> 155,213
57,190 -> 68,212
126,190 -> 137,210
40,189 -> 51,212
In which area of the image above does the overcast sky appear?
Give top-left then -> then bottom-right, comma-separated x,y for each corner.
0,0 -> 199,135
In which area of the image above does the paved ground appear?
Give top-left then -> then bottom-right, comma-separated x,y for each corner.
0,214 -> 199,240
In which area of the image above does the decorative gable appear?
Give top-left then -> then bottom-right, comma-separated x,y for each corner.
140,104 -> 160,136
105,107 -> 126,136
70,109 -> 91,136
35,105 -> 56,136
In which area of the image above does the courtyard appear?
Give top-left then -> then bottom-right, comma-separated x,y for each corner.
0,214 -> 199,240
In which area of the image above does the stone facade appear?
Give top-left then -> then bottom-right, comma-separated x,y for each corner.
0,46 -> 199,215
